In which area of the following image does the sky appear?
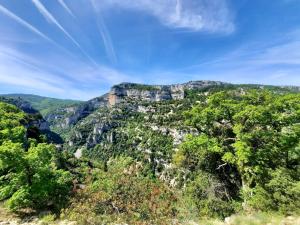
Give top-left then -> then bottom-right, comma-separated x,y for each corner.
0,0 -> 300,100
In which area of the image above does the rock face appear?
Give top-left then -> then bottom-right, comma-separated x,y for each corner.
65,81 -> 223,154
28,118 -> 50,131
108,81 -> 225,106
46,94 -> 110,131
48,80 -> 226,132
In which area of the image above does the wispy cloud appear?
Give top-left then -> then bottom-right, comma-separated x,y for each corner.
179,29 -> 300,69
0,43 -> 137,100
172,30 -> 300,85
0,3 -> 89,60
0,4 -> 54,44
250,41 -> 300,66
0,54 -> 67,95
57,0 -> 75,18
90,0 -> 117,64
97,0 -> 234,33
31,0 -> 72,35
31,0 -> 98,66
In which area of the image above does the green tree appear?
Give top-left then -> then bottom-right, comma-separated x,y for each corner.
0,102 -> 27,144
0,102 -> 73,212
176,89 -> 300,216
0,142 -> 73,212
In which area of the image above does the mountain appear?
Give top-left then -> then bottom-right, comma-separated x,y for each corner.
43,81 -> 227,139
1,80 -> 300,224
3,81 -> 299,155
0,95 -> 39,114
0,94 -> 82,117
47,81 -> 300,172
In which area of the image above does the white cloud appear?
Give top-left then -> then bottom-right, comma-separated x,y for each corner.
0,44 -> 137,100
170,30 -> 300,86
0,4 -> 54,44
57,0 -> 75,18
31,0 -> 98,67
90,0 -> 117,64
96,0 -> 234,33
252,41 -> 300,65
31,0 -> 78,45
0,3 -> 89,61
181,29 -> 300,72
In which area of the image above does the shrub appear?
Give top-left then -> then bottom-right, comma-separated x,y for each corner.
64,157 -> 177,224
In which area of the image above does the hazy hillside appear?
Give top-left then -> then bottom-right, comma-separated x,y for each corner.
1,94 -> 82,117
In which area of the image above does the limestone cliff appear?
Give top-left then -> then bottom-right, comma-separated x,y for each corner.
48,80 -> 226,133
108,81 -> 225,106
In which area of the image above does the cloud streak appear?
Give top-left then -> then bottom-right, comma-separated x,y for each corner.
0,3 -> 92,62
31,0 -> 98,66
32,0 -> 72,36
171,30 -> 300,86
57,0 -> 75,18
0,4 -> 54,44
90,0 -> 117,64
0,43 -> 137,100
97,0 -> 234,33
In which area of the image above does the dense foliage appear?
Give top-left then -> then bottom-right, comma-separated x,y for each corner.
0,102 -> 72,212
174,90 -> 300,217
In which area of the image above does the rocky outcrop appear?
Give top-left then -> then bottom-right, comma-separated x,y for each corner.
46,94 -> 110,130
47,81 -> 226,136
0,96 -> 65,144
108,81 -> 226,106
150,125 -> 199,146
28,118 -> 50,131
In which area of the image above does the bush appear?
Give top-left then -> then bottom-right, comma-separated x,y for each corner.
0,102 -> 73,213
64,157 -> 177,224
248,168 -> 300,214
184,172 -> 237,219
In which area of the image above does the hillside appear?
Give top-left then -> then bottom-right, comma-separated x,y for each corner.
0,81 -> 299,224
49,81 -> 300,156
0,94 -> 82,117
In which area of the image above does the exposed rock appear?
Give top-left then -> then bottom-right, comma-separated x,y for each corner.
150,126 -> 198,146
108,81 -> 226,106
63,81 -> 220,164
74,148 -> 83,159
45,94 -> 109,131
46,81 -> 227,135
28,119 -> 50,131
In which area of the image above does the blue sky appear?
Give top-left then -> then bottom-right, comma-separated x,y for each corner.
0,0 -> 300,100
